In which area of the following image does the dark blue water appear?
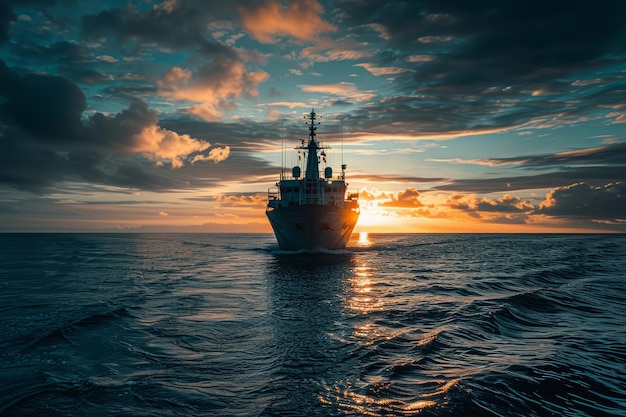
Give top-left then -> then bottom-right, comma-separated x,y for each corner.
1,233 -> 625,416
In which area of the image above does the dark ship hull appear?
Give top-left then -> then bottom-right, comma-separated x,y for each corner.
266,204 -> 359,251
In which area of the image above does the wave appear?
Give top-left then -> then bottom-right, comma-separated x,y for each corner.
18,306 -> 133,353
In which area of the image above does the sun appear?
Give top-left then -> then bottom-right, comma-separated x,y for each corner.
354,204 -> 400,232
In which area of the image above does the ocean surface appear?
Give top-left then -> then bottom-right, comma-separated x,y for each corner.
1,233 -> 625,416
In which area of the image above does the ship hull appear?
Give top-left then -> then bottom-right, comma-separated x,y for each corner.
266,204 -> 359,251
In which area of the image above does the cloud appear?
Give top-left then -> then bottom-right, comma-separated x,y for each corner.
0,2 -> 16,43
538,182 -> 626,220
77,1 -> 271,120
472,141 -> 626,168
341,1 -> 626,89
357,188 -> 391,202
405,55 -> 436,63
299,82 -> 376,102
239,0 -> 336,43
0,60 -> 86,139
380,187 -> 424,208
355,63 -> 413,77
365,23 -> 390,41
214,192 -> 266,207
191,146 -> 231,164
0,61 -> 230,191
433,142 -> 626,193
426,158 -> 520,167
350,174 -> 447,183
361,187 -> 534,224
299,39 -> 374,64
131,125 -> 210,169
81,1 -> 240,50
330,1 -> 626,142
417,35 -> 455,44
300,82 -> 353,95
157,58 -> 269,121
447,193 -> 534,214
87,100 -> 215,169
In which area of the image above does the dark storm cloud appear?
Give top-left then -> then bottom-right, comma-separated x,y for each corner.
58,67 -> 112,85
1,0 -> 60,43
432,141 -> 626,193
344,95 -> 518,137
4,0 -> 58,5
336,0 -> 626,137
6,40 -> 121,85
103,84 -> 158,99
87,99 -> 156,148
0,59 -> 87,140
11,41 -> 92,64
343,91 -> 542,141
434,166 -> 626,194
483,141 -> 626,169
0,60 -> 250,192
344,0 -> 626,89
80,1 -> 242,51
0,1 -> 16,44
537,182 -> 626,220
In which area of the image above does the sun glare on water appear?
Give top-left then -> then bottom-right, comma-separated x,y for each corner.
357,231 -> 372,246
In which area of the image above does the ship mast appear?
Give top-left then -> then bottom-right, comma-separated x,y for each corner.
304,109 -> 321,179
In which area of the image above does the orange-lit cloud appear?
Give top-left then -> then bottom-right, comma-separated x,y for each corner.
358,187 -> 539,226
354,63 -> 413,76
131,125 -> 211,168
447,193 -> 534,213
418,35 -> 455,43
191,146 -> 231,164
299,82 -> 376,102
153,0 -> 179,14
405,55 -> 436,63
158,59 -> 269,121
365,23 -> 391,40
299,39 -> 374,63
239,0 -> 336,43
215,193 -> 266,207
379,187 -> 424,208
358,188 -> 391,201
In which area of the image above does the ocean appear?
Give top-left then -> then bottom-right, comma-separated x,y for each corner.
1,233 -> 625,416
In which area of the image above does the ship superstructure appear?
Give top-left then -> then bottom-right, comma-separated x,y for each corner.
266,110 -> 359,251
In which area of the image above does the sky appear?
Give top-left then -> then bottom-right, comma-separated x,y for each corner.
1,0 -> 625,233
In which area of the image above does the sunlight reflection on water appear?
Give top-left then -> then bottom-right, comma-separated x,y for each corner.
357,231 -> 373,247
328,243 -> 447,416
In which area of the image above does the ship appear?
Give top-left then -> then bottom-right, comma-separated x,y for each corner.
266,109 -> 359,251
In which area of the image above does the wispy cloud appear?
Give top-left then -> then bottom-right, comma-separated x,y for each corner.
354,63 -> 413,77
299,82 -> 376,102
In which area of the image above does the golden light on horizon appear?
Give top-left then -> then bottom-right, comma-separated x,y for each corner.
354,203 -> 400,232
